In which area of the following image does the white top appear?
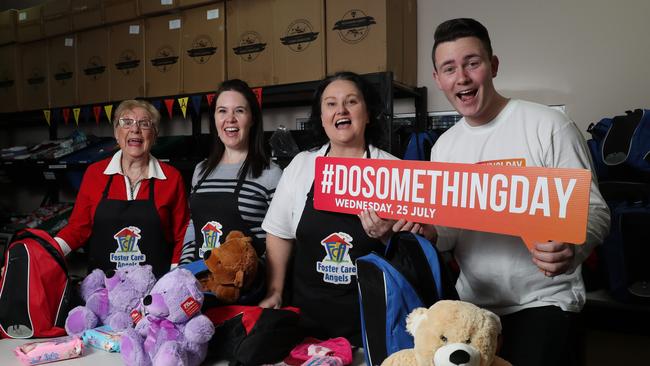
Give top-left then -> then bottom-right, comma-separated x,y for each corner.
262,144 -> 397,240
430,99 -> 610,315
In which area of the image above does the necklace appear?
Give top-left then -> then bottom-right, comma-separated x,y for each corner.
126,170 -> 145,199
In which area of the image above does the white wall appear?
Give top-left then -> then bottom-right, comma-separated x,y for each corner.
417,0 -> 650,135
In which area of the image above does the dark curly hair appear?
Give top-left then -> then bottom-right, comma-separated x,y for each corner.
308,71 -> 387,150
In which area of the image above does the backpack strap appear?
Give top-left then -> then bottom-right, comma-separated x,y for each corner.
11,229 -> 68,277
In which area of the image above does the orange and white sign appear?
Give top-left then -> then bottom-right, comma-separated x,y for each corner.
314,157 -> 592,248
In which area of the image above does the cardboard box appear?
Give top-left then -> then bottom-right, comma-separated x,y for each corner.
226,0 -> 274,87
140,0 -> 177,15
145,13 -> 182,97
109,21 -> 145,101
77,28 -> 110,104
71,0 -> 103,31
43,0 -> 71,37
181,3 -> 224,94
19,41 -> 49,110
48,35 -> 77,107
326,0 -> 417,85
16,6 -> 44,43
0,44 -> 21,112
179,0 -> 218,8
0,10 -> 17,45
104,0 -> 139,24
273,0 -> 325,84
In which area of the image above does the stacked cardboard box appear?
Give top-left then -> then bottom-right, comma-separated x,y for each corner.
20,41 -> 49,110
43,0 -> 71,38
0,10 -> 18,45
77,28 -> 110,104
0,45 -> 21,112
109,20 -> 146,100
16,6 -> 44,43
48,35 -> 77,107
145,13 -> 182,97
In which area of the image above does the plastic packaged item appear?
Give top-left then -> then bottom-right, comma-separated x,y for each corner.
269,125 -> 300,158
13,335 -> 83,365
81,325 -> 122,352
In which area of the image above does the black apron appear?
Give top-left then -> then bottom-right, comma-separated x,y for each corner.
292,150 -> 383,347
88,175 -> 172,279
189,169 -> 264,260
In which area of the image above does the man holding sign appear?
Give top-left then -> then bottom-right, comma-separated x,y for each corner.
429,18 -> 609,366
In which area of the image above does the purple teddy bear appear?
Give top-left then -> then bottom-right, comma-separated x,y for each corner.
65,265 -> 156,336
120,268 -> 215,366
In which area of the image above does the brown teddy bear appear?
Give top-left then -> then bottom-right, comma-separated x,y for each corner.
202,230 -> 258,304
381,300 -> 511,366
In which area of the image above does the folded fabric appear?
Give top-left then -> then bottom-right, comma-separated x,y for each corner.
14,335 -> 83,365
285,337 -> 353,366
302,355 -> 344,366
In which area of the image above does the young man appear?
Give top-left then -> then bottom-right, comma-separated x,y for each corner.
430,18 -> 610,365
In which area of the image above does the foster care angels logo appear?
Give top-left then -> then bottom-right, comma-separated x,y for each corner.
111,226 -> 147,269
115,49 -> 141,76
332,9 -> 376,44
280,19 -> 319,52
187,35 -> 218,64
200,221 -> 223,258
232,31 -> 266,62
316,232 -> 357,285
53,63 -> 73,86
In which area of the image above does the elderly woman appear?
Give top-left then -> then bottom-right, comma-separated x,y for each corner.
55,99 -> 189,278
259,72 -> 421,345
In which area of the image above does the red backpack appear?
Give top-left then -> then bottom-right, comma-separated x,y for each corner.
0,228 -> 74,338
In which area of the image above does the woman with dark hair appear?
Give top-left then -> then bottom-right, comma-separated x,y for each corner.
259,72 -> 420,345
180,79 -> 282,263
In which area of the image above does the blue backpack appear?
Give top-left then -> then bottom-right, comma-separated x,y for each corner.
587,109 -> 650,180
403,131 -> 439,161
356,232 -> 457,366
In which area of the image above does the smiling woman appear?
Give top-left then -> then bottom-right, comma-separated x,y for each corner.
53,99 -> 190,278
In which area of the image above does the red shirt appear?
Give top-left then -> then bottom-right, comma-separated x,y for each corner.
56,157 -> 189,264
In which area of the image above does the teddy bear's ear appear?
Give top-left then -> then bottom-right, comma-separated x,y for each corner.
483,308 -> 502,334
406,307 -> 428,335
226,230 -> 245,241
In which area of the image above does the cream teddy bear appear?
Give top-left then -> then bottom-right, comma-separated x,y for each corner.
382,300 -> 511,366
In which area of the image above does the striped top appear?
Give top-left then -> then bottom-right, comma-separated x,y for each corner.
180,160 -> 283,263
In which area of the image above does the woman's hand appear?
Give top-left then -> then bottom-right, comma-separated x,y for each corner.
259,291 -> 283,309
530,241 -> 575,277
358,209 -> 397,244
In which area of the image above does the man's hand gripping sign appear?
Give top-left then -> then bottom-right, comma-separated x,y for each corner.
314,157 -> 591,248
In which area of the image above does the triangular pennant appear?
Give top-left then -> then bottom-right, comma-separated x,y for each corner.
62,108 -> 70,125
81,106 -> 90,124
51,108 -> 60,125
206,93 -> 216,107
178,97 -> 188,118
164,99 -> 174,119
152,99 -> 162,111
93,106 -> 102,125
191,95 -> 202,117
104,104 -> 113,124
43,109 -> 51,126
252,87 -> 262,108
73,108 -> 81,126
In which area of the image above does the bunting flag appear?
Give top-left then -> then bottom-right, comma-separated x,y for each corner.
104,104 -> 113,124
178,97 -> 188,118
73,108 -> 80,126
191,95 -> 202,117
51,109 -> 59,125
152,99 -> 162,112
252,87 -> 262,108
93,106 -> 102,125
62,108 -> 70,125
43,109 -> 51,126
81,106 -> 90,124
206,93 -> 216,107
164,98 -> 174,119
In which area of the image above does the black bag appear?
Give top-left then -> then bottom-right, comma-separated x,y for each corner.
204,305 -> 304,366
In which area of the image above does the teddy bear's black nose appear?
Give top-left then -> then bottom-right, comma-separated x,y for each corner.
450,349 -> 470,365
106,269 -> 116,278
142,295 -> 152,306
204,250 -> 212,260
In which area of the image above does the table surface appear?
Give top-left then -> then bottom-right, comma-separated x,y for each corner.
0,338 -> 368,366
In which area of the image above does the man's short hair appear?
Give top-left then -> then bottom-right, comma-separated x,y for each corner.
432,18 -> 493,69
